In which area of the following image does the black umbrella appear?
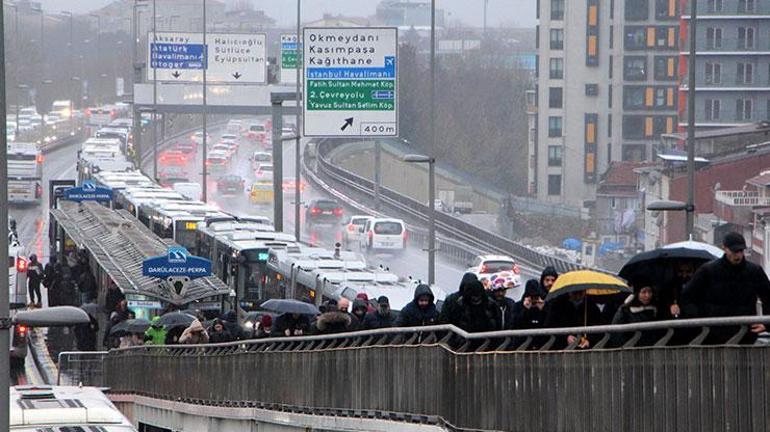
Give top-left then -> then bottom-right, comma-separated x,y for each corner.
260,299 -> 319,316
80,303 -> 102,318
618,247 -> 715,282
156,311 -> 195,329
109,318 -> 151,336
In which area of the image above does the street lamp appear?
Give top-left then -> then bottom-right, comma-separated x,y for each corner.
90,14 -> 102,104
403,154 -> 437,285
30,5 -> 44,78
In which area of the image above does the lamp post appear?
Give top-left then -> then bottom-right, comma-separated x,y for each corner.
39,79 -> 53,145
61,11 -> 74,117
151,0 -> 158,180
685,0 -> 698,239
89,14 -> 102,104
30,5 -> 44,81
294,0 -> 302,241
403,154 -> 436,285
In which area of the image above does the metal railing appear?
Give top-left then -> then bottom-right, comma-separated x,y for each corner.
57,351 -> 108,386
104,316 -> 770,432
311,138 -> 590,274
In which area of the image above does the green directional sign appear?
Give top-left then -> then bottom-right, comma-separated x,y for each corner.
303,27 -> 398,137
280,34 -> 299,84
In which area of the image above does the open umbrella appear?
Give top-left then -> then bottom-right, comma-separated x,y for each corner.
156,311 -> 195,329
562,238 -> 582,251
618,247 -> 716,282
545,270 -> 630,301
663,240 -> 722,258
109,318 -> 151,336
260,299 -> 319,316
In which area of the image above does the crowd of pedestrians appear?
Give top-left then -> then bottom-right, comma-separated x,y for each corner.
66,230 -> 770,351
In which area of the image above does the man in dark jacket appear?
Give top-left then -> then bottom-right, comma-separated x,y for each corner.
221,310 -> 243,340
363,296 -> 396,329
273,312 -> 311,336
397,284 -> 439,327
490,280 -> 517,330
439,273 -> 477,324
544,291 -> 603,349
540,266 -> 559,296
78,270 -> 97,305
350,299 -> 369,330
450,281 -> 499,333
314,299 -> 354,334
27,254 -> 44,307
209,319 -> 234,343
513,279 -> 546,330
105,283 -> 126,313
681,232 -> 770,344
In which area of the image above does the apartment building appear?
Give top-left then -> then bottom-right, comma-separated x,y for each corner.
680,0 -> 770,130
533,0 -> 679,209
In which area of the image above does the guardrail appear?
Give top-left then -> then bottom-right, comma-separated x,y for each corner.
104,316 -> 770,432
57,351 -> 108,386
310,138 -> 589,274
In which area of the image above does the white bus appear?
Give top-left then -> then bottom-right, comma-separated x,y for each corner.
7,142 -> 42,204
11,385 -> 136,431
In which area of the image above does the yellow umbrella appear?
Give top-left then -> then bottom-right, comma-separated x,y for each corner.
545,270 -> 630,301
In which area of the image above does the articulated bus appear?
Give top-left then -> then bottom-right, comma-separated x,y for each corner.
196,228 -> 297,308
139,202 -> 230,249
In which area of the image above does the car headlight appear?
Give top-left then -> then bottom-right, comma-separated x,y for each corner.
244,321 -> 254,329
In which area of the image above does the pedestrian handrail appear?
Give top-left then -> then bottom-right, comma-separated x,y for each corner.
103,315 -> 770,432
57,351 -> 109,386
312,138 -> 596,274
109,315 -> 770,353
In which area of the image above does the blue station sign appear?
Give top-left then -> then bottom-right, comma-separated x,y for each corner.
142,247 -> 212,279
63,180 -> 113,202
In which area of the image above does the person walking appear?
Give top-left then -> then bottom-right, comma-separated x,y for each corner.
450,280 -> 499,333
610,277 -> 661,346
26,254 -> 44,307
440,272 -> 477,325
397,284 -> 440,327
179,319 -> 210,344
681,232 -> 770,344
363,296 -> 396,330
350,299 -> 369,330
513,279 -> 546,330
314,299 -> 353,334
273,312 -> 311,336
539,266 -> 559,296
144,317 -> 167,345
209,319 -> 234,343
490,280 -> 517,330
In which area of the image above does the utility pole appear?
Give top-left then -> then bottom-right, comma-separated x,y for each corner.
428,0 -> 436,285
374,140 -> 381,210
0,1 -> 12,427
294,0 -> 302,241
685,0 -> 697,238
152,0 -> 158,180
202,0 -> 208,201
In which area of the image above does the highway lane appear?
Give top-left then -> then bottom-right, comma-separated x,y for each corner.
149,124 -> 548,297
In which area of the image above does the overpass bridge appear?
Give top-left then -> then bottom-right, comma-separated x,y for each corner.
92,316 -> 770,432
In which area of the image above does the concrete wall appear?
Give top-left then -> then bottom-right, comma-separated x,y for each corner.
110,394 -> 447,432
330,141 -> 503,214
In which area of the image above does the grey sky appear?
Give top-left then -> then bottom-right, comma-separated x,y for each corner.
38,0 -> 536,28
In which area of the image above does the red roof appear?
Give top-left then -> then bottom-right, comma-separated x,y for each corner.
747,171 -> 770,187
600,161 -> 655,186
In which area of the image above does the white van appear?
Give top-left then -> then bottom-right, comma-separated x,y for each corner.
362,218 -> 407,253
173,182 -> 202,201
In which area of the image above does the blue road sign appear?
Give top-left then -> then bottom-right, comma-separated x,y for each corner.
142,247 -> 212,279
63,180 -> 113,202
150,43 -> 206,70
306,56 -> 396,79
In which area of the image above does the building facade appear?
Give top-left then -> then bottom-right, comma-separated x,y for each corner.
534,0 -> 680,209
680,0 -> 770,130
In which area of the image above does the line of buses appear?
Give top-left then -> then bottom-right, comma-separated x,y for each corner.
76,167 -> 446,313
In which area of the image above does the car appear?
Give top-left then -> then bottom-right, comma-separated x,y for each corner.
217,174 -> 246,194
211,143 -> 235,158
282,126 -> 297,139
342,215 -> 373,247
249,181 -> 274,205
159,150 -> 188,166
226,119 -> 242,134
282,177 -> 306,193
191,131 -> 211,145
158,167 -> 189,187
205,150 -> 230,172
218,140 -> 239,155
172,141 -> 197,154
254,163 -> 274,182
220,133 -> 239,143
466,254 -> 522,288
250,151 -> 272,170
362,218 -> 407,253
246,123 -> 267,142
305,198 -> 343,227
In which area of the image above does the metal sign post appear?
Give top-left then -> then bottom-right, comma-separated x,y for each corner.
302,27 -> 398,137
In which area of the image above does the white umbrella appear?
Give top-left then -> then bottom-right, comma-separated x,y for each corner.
663,240 -> 722,259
